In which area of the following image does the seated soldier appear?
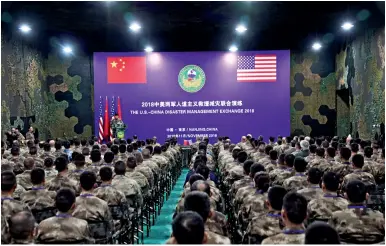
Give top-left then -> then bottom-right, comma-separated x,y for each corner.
36,188 -> 93,243
230,160 -> 255,198
307,172 -> 349,223
329,180 -> 385,244
46,157 -> 79,195
244,186 -> 287,244
28,146 -> 44,168
68,153 -> 87,183
142,148 -> 161,179
1,163 -> 25,200
362,146 -> 385,185
8,211 -> 36,244
264,150 -> 279,173
257,145 -> 274,166
1,171 -> 30,244
297,167 -> 323,202
270,154 -> 295,186
305,221 -> 340,244
169,191 -> 231,244
72,172 -> 113,229
239,172 -> 270,230
112,161 -> 143,207
331,147 -> 353,180
283,157 -> 308,192
16,157 -> 35,190
86,150 -> 103,175
94,167 -> 127,206
43,157 -> 57,183
169,211 -> 206,244
234,163 -> 265,211
191,180 -> 228,237
225,151 -> 249,185
134,152 -> 154,189
20,168 -> 56,210
341,154 -> 376,192
126,156 -> 150,198
102,151 -> 115,168
262,192 -> 307,244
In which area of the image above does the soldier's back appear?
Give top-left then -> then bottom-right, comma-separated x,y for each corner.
262,231 -> 305,244
16,170 -> 33,190
244,212 -> 282,244
342,171 -> 376,191
297,186 -> 323,202
307,194 -> 349,223
1,198 -> 30,244
283,174 -> 308,192
20,189 -> 56,210
331,162 -> 353,179
206,230 -> 231,244
73,194 -> 111,222
269,168 -> 293,186
112,175 -> 143,206
94,185 -> 127,206
46,175 -> 79,194
136,164 -> 154,187
125,171 -> 149,196
37,215 -> 92,243
330,207 -> 385,244
206,211 -> 228,236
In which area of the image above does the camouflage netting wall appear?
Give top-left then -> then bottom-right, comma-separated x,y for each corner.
336,28 -> 385,140
290,52 -> 337,137
1,31 -> 94,140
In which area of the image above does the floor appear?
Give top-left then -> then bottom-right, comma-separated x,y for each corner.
143,168 -> 189,244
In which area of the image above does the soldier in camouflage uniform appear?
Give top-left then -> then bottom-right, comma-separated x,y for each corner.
305,221 -> 340,244
257,145 -> 274,167
325,147 -> 338,166
167,211 -> 206,244
262,193 -> 307,244
341,154 -> 376,192
142,148 -> 161,179
307,148 -> 330,172
110,114 -> 124,139
25,127 -> 35,143
269,154 -> 295,186
134,152 -> 154,189
329,180 -> 384,244
125,156 -> 150,197
307,172 -> 349,224
15,157 -> 35,190
72,172 -> 113,236
20,168 -> 56,210
53,141 -> 64,158
39,143 -> 55,162
94,167 -> 127,206
225,151 -> 248,185
304,144 -> 317,163
8,211 -> 36,244
101,151 -> 115,169
1,171 -> 31,244
46,157 -> 80,195
331,147 -> 353,181
362,146 -> 385,185
85,149 -> 103,176
43,157 -> 58,182
264,150 -> 279,173
36,188 -> 93,243
183,191 -> 231,244
297,167 -> 323,202
27,146 -> 44,168
8,146 -> 25,175
68,153 -> 87,183
239,172 -> 270,230
116,144 -> 128,162
243,186 -> 287,244
283,157 -> 308,192
229,160 -> 254,198
152,146 -> 170,173
112,161 -> 143,207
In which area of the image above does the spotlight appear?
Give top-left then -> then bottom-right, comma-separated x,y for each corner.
63,46 -> 73,54
129,22 -> 141,32
144,46 -> 153,52
341,22 -> 354,30
229,45 -> 238,52
19,24 -> 31,33
312,42 -> 322,51
235,24 -> 247,34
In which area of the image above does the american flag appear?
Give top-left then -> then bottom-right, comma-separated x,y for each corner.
110,96 -> 115,141
237,55 -> 277,82
98,96 -> 104,143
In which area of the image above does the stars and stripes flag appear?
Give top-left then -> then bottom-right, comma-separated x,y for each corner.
98,96 -> 104,143
110,96 -> 115,142
237,55 -> 277,82
103,96 -> 110,141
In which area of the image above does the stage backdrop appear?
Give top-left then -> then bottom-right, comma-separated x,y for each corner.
94,51 -> 290,143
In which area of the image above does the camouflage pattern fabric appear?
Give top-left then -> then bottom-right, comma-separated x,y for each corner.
93,184 -> 127,206
20,188 -> 56,210
262,230 -> 305,244
307,193 -> 349,223
111,175 -> 143,207
243,211 -> 283,244
283,174 -> 308,192
16,170 -> 33,190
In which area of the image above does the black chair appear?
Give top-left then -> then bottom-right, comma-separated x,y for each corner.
87,220 -> 113,244
109,203 -> 131,244
31,207 -> 57,223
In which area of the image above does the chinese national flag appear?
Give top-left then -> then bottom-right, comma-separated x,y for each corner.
107,57 -> 146,84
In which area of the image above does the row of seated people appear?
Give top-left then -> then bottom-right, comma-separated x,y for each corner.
214,135 -> 385,244
1,137 -> 183,244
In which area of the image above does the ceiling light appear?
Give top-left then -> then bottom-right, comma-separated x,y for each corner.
235,25 -> 247,34
63,46 -> 73,54
341,22 -> 354,30
19,24 -> 31,33
229,45 -> 238,52
144,46 -> 153,52
129,22 -> 141,32
312,42 -> 322,51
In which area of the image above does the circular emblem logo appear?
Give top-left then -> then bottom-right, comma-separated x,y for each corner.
178,65 -> 206,93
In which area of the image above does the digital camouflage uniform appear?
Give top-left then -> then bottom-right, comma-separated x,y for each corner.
112,175 -> 143,207
243,211 -> 283,244
20,187 -> 56,210
36,213 -> 93,243
44,168 -> 58,183
46,175 -> 80,195
296,185 -> 323,202
329,206 -> 385,244
125,169 -> 150,197
269,167 -> 294,186
341,170 -> 376,191
94,184 -> 127,206
262,229 -> 305,244
307,193 -> 349,223
331,162 -> 353,181
283,173 -> 308,192
16,170 -> 33,190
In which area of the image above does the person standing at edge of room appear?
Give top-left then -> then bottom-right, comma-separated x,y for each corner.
110,113 -> 124,139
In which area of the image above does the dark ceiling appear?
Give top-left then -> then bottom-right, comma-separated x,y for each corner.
1,1 -> 385,53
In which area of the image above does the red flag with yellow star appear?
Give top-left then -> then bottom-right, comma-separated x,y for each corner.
107,57 -> 146,83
